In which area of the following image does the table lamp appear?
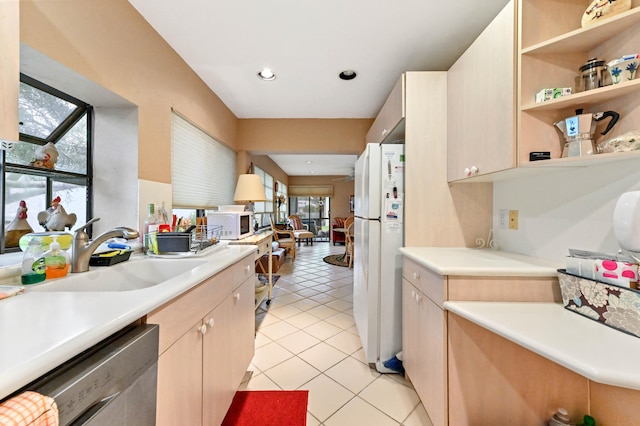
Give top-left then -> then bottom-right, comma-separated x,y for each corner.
233,173 -> 267,212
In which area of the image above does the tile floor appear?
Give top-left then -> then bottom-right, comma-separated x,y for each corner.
239,242 -> 434,425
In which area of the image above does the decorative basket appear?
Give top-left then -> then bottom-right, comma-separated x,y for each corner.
557,269 -> 640,338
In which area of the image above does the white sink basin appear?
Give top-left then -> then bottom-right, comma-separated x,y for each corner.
27,257 -> 208,292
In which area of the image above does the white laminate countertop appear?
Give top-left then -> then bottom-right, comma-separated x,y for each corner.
445,301 -> 640,391
0,242 -> 256,400
399,247 -> 562,276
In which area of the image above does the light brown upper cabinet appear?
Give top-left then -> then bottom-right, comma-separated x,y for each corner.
366,74 -> 406,144
447,0 -> 516,182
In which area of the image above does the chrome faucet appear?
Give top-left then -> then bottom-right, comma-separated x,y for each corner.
71,218 -> 139,273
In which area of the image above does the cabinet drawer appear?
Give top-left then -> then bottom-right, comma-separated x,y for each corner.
148,267 -> 233,354
403,258 -> 447,308
233,253 -> 255,289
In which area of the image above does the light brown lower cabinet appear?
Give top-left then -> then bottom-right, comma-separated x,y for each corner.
402,257 -> 560,426
148,254 -> 255,426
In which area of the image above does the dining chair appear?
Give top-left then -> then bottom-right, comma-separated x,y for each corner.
345,221 -> 355,269
287,215 -> 314,247
269,216 -> 296,261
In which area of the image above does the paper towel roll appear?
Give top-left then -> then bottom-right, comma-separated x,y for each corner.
613,191 -> 640,252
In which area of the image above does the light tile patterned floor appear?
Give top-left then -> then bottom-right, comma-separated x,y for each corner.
239,243 -> 433,425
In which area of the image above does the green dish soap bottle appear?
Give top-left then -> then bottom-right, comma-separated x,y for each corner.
21,237 -> 46,284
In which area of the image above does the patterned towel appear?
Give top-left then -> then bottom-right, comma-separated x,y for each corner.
0,391 -> 58,426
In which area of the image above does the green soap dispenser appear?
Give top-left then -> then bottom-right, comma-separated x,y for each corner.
21,237 -> 46,284
579,415 -> 596,426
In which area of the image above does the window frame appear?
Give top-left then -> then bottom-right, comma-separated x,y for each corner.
0,74 -> 93,253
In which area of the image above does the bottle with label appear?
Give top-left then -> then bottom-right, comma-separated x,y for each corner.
43,235 -> 69,279
21,237 -> 46,284
143,203 -> 158,254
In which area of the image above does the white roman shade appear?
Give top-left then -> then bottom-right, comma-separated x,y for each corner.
288,185 -> 334,197
171,111 -> 236,208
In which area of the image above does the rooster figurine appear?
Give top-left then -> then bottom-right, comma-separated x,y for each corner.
29,142 -> 59,170
37,196 -> 77,231
5,200 -> 34,248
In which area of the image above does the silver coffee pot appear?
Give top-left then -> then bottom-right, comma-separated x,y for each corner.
554,109 -> 619,157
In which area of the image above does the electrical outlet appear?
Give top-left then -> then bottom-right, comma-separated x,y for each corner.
509,210 -> 519,230
498,209 -> 508,229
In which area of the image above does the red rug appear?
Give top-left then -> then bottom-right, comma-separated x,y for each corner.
221,390 -> 308,425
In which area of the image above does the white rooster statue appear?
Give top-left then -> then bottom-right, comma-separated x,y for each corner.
29,142 -> 59,170
37,196 -> 77,231
5,200 -> 34,248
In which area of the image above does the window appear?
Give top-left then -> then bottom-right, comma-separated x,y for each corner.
252,165 -> 273,228
171,111 -> 236,209
1,74 -> 92,252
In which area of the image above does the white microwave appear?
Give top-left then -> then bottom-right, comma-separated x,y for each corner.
207,211 -> 253,240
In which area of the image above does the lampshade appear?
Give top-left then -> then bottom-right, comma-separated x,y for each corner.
233,174 -> 267,202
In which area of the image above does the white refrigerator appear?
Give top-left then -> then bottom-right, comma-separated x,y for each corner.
353,142 -> 404,373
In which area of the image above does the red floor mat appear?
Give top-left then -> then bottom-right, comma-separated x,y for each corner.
221,390 -> 308,426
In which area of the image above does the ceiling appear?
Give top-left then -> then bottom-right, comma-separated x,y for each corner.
128,0 -> 510,175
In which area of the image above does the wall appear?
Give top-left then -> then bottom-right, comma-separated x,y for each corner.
19,0 -> 239,184
238,119 -> 370,155
0,1 -> 19,142
493,160 -> 640,262
288,176 -> 354,219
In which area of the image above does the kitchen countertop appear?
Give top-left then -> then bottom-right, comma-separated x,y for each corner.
0,242 -> 256,400
445,301 -> 640,391
399,247 -> 562,276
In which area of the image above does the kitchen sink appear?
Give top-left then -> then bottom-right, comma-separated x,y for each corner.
27,257 -> 208,292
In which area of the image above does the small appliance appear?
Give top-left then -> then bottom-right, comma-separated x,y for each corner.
207,211 -> 253,240
554,108 -> 619,157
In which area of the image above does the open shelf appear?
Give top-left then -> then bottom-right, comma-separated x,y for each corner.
522,79 -> 640,112
521,8 -> 640,55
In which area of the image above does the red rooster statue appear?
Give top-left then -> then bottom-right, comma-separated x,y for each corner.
5,200 -> 34,248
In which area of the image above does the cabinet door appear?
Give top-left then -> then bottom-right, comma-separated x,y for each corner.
202,296 -> 233,426
447,0 -> 515,181
156,323 -> 203,426
231,278 -> 256,386
402,279 -> 447,426
366,74 -> 405,143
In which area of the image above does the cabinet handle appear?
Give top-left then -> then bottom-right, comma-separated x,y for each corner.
244,265 -> 251,273
198,324 -> 208,335
464,166 -> 479,177
413,272 -> 420,281
382,128 -> 389,136
234,292 -> 241,301
206,318 -> 215,328
411,290 -> 415,298
415,293 -> 421,302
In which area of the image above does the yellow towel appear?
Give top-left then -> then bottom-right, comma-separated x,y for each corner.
0,391 -> 59,426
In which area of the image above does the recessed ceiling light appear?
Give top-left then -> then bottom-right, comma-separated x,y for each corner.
339,70 -> 357,80
306,161 -> 313,164
257,68 -> 276,81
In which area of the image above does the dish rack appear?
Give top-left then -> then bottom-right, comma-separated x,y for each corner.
146,224 -> 223,255
191,224 -> 223,252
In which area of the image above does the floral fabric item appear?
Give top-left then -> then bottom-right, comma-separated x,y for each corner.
558,270 -> 640,338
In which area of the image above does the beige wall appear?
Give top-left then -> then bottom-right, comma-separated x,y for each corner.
1,1 -> 19,142
238,119 -> 371,154
288,176 -> 354,220
16,1 -> 370,191
19,0 -> 238,184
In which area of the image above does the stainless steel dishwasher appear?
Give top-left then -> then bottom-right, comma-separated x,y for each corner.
27,324 -> 159,426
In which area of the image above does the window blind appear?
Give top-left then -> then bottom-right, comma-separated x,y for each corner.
171,112 -> 236,208
289,185 -> 334,197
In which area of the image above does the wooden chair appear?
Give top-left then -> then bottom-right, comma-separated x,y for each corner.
345,221 -> 355,269
287,214 -> 314,247
269,216 -> 296,261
